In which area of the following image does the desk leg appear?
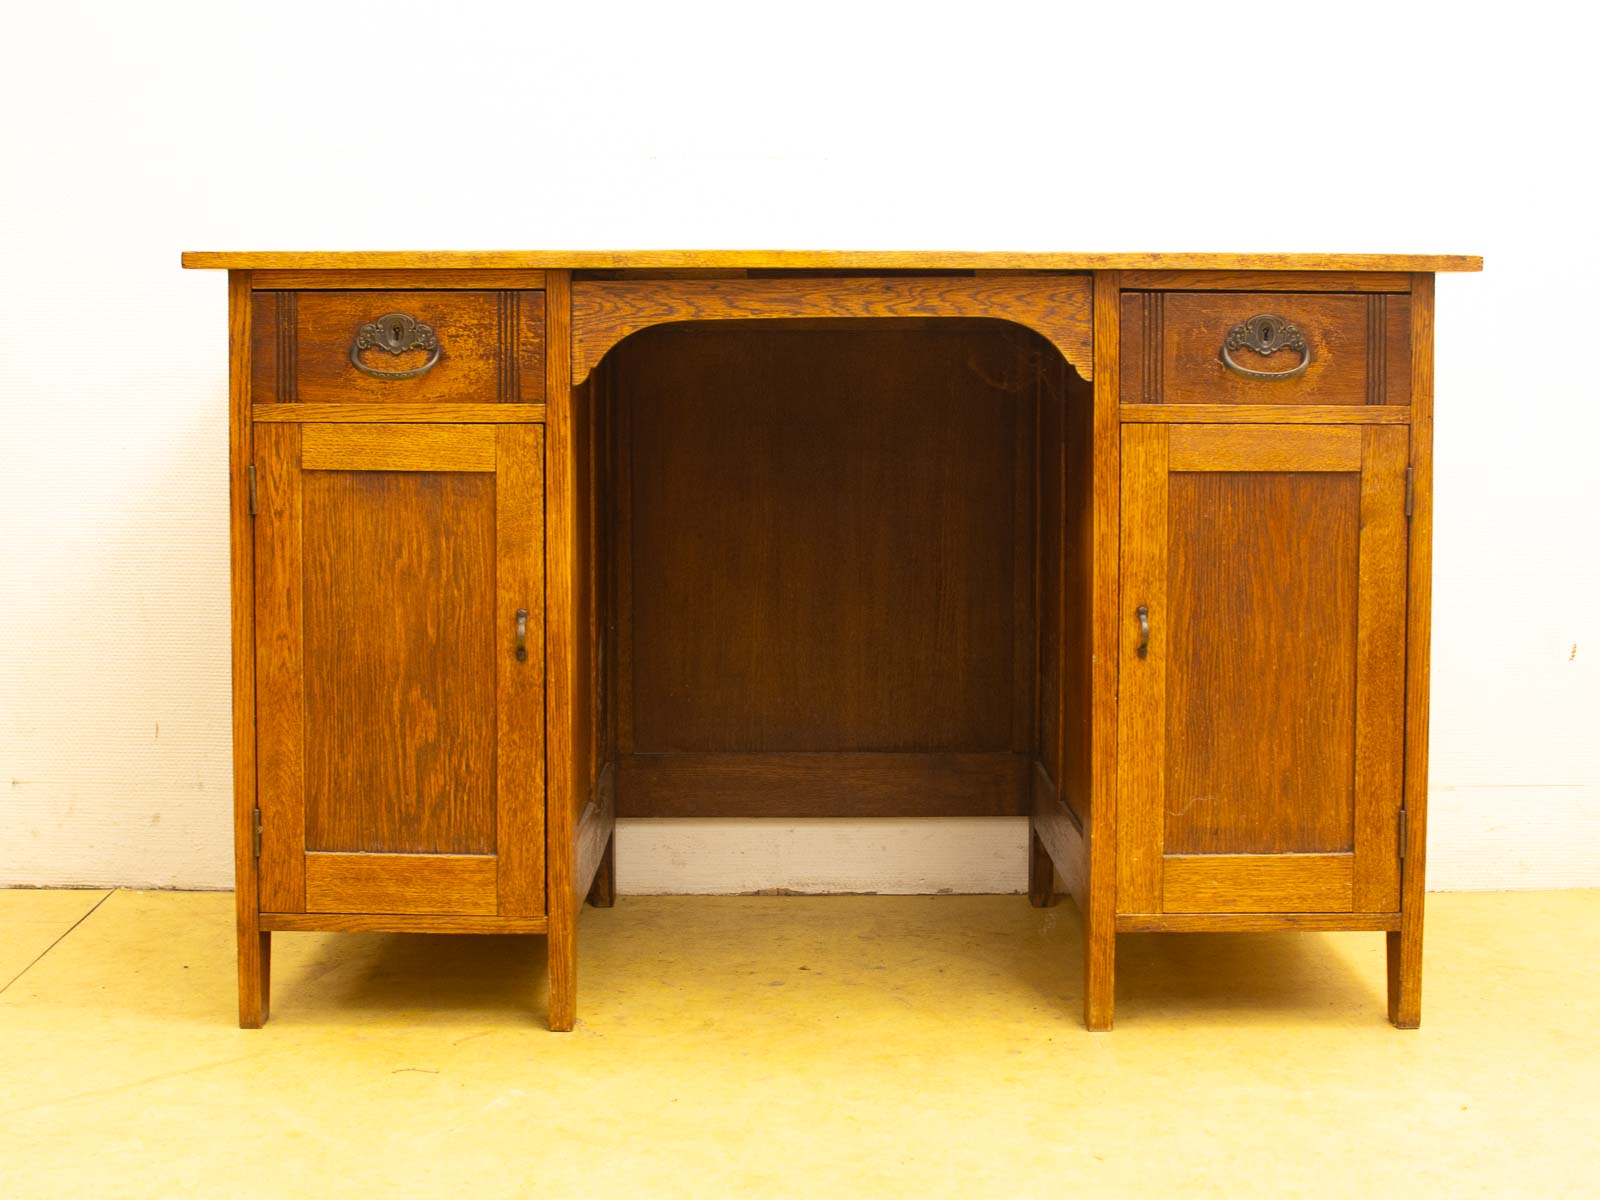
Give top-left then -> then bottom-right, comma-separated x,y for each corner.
1386,909 -> 1423,1028
1085,268 -> 1119,1032
1388,271 -> 1431,1031
238,925 -> 270,1029
548,927 -> 576,1032
587,834 -> 616,908
1084,920 -> 1115,1031
1027,827 -> 1055,908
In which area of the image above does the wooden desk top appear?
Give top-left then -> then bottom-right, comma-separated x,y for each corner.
181,250 -> 1482,273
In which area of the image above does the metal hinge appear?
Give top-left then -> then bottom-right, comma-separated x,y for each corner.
247,464 -> 258,517
1404,466 -> 1414,519
253,806 -> 262,858
1398,808 -> 1408,862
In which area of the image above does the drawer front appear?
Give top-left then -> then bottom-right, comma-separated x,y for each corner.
1121,290 -> 1411,406
252,289 -> 545,404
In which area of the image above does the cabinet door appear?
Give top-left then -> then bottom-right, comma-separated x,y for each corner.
254,423 -> 545,917
1117,424 -> 1408,915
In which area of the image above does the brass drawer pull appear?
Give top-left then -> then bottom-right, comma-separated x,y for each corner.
350,312 -> 442,380
514,609 -> 529,662
1219,313 -> 1311,381
1136,604 -> 1150,659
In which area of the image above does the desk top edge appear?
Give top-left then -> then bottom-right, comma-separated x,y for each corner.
180,250 -> 1483,272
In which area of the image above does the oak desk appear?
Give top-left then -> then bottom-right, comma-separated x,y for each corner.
182,250 -> 1482,1030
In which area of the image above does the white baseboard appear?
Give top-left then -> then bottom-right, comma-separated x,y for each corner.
614,817 -> 1030,895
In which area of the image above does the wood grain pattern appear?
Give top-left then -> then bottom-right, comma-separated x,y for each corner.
304,853 -> 498,915
1128,292 -> 1162,406
252,269 -> 547,290
254,403 -> 546,423
260,913 -> 548,934
1036,358 -> 1064,792
1117,910 -> 1398,933
250,289 -> 545,404
1384,295 -> 1413,407
184,250 -> 1484,273
1083,271 -> 1123,1031
1116,423 -> 1168,914
610,356 -> 635,756
1163,469 -> 1360,856
586,836 -> 616,909
1031,762 -> 1088,912
253,421 -> 546,944
1011,354 -> 1037,752
495,425 -> 546,917
1162,853 -> 1355,913
1026,347 -> 1065,908
1061,367 -> 1096,829
256,292 -> 295,402
568,367 -> 594,831
208,254 -> 1458,1031
252,422 -> 305,913
1120,292 -> 1411,406
1168,424 -> 1362,471
585,339 -> 609,824
301,423 -> 496,472
1353,427 -> 1409,911
301,468 -> 497,855
574,762 -> 615,906
617,323 -> 1034,760
543,269 -> 578,1032
1120,404 -> 1409,424
228,272 -> 270,1028
1120,270 -> 1412,292
1028,827 -> 1056,908
1033,348 -> 1094,840
615,752 -> 1030,817
1116,419 -> 1413,928
571,276 -> 1095,383
1390,272 -> 1436,1028
601,353 -> 620,776
521,290 -> 548,400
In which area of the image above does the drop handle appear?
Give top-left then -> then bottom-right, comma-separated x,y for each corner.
1136,605 -> 1150,659
1219,313 -> 1311,380
514,609 -> 528,662
350,312 -> 442,380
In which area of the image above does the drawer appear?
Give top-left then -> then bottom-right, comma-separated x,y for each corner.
1120,290 -> 1411,406
252,289 -> 545,404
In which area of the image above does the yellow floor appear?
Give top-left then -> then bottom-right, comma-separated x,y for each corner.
1,891 -> 1596,1198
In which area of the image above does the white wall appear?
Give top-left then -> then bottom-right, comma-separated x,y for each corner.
1,1 -> 1594,892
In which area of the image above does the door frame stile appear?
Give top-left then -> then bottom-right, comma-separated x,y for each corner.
1352,425 -> 1411,910
1115,422 -> 1168,917
495,424 -> 547,916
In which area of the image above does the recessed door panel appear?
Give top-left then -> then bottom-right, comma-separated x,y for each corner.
302,469 -> 497,856
1164,468 -> 1361,855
